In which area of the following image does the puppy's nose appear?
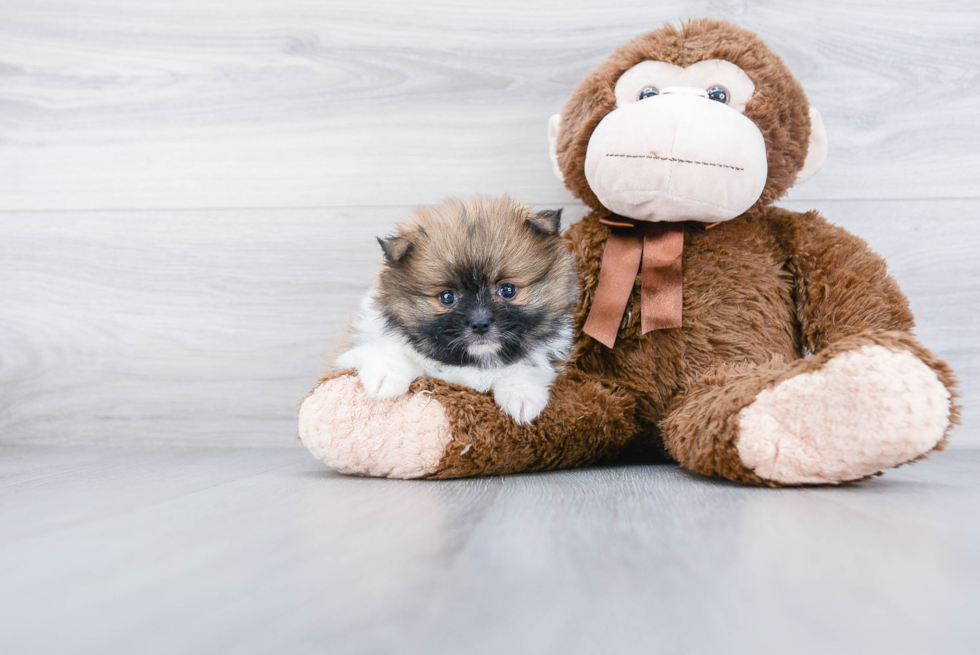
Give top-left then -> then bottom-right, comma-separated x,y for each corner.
469,315 -> 493,335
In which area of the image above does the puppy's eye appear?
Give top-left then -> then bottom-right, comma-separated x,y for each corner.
497,283 -> 518,301
437,289 -> 458,307
638,86 -> 659,100
707,85 -> 729,104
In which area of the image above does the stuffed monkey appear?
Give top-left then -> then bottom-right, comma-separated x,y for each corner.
299,19 -> 957,486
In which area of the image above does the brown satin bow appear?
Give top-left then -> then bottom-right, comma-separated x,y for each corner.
582,217 -> 685,348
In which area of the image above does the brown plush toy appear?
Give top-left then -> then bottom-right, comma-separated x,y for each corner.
299,19 -> 957,486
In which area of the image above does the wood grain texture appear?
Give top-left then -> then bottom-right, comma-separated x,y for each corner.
2,445 -> 979,654
0,199 -> 976,447
1,0 -> 979,210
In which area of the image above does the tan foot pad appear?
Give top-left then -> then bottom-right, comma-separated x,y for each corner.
737,345 -> 951,484
299,376 -> 453,479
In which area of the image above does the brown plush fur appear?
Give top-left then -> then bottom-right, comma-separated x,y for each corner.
308,19 -> 958,485
425,369 -> 640,479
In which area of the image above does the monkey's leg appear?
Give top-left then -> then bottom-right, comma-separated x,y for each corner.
299,370 -> 640,479
661,331 -> 956,486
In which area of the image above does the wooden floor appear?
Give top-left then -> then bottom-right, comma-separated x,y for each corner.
2,444 -> 979,654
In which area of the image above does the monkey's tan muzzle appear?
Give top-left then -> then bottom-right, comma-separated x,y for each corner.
584,90 -> 768,224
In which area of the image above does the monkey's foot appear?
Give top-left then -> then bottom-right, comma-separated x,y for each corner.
736,344 -> 951,484
299,375 -> 453,479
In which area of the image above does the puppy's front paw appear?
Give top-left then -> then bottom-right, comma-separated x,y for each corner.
357,360 -> 415,400
492,381 -> 550,425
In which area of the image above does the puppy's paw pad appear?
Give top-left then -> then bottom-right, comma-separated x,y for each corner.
493,383 -> 550,425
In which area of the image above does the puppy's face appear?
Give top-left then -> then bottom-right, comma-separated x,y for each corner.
375,197 -> 579,367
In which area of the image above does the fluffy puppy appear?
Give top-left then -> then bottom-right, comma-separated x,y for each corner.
334,196 -> 579,423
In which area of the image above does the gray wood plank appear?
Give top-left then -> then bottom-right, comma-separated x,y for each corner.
0,199 -> 976,447
2,0 -> 979,211
1,445 -> 978,654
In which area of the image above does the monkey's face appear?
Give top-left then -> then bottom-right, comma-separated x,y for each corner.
549,20 -> 829,222
583,60 -> 769,223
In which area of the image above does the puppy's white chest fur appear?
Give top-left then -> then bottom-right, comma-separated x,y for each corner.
334,293 -> 573,424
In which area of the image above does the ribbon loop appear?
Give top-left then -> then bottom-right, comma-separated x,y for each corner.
582,220 -> 684,348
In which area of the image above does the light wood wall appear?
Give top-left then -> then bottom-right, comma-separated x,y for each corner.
1,1 -> 977,446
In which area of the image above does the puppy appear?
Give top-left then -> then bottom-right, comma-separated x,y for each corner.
333,196 -> 579,424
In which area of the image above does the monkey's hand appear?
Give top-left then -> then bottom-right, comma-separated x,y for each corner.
299,370 -> 640,479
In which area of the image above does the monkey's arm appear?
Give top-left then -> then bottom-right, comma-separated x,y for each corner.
773,207 -> 916,350
298,370 -> 640,479
655,209 -> 958,486
777,207 -> 959,441
778,206 -> 957,413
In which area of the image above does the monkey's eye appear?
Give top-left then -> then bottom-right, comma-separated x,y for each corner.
707,86 -> 729,104
638,86 -> 659,100
438,289 -> 459,308
497,283 -> 518,301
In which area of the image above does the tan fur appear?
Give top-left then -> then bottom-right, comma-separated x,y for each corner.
375,196 -> 578,333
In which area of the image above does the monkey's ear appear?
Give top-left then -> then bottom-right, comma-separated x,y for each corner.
548,114 -> 564,183
526,208 -> 562,236
377,234 -> 412,264
795,107 -> 828,185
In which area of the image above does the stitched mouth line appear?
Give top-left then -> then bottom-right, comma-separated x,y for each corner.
606,153 -> 743,171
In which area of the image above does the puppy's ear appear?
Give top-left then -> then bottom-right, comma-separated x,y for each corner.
377,234 -> 413,264
525,209 -> 562,236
